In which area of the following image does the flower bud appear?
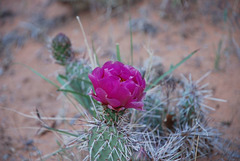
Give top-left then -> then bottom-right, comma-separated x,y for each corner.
51,33 -> 74,65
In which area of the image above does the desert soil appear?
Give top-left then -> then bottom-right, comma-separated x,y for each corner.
0,0 -> 240,160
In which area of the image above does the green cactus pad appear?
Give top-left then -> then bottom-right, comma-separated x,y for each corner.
101,107 -> 125,126
89,125 -> 128,161
64,60 -> 96,116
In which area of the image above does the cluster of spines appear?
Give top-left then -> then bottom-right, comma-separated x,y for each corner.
137,72 -> 219,160
176,74 -> 212,127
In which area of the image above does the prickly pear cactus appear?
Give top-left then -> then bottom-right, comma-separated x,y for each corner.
89,107 -> 129,161
47,31 -> 222,161
51,33 -> 96,116
52,33 -> 74,65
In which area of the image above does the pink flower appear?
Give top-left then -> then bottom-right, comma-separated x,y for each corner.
88,61 -> 146,111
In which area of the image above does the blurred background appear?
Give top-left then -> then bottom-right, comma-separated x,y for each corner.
0,0 -> 240,160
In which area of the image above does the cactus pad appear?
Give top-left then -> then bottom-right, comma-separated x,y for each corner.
65,60 -> 95,115
89,125 -> 128,161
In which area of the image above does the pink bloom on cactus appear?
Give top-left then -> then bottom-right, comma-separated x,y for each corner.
88,61 -> 146,111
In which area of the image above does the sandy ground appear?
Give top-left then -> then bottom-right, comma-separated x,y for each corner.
0,0 -> 240,160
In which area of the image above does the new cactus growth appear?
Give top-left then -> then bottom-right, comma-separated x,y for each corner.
52,33 -> 74,65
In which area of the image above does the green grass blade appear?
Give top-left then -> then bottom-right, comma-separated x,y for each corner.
58,74 -> 67,80
146,49 -> 199,91
57,75 -> 86,114
116,43 -> 122,62
41,141 -> 84,160
16,63 -> 87,115
43,125 -> 78,137
92,40 -> 100,66
214,40 -> 222,70
223,8 -> 228,23
57,89 -> 89,98
15,63 -> 59,88
57,75 -> 96,116
56,140 -> 62,147
57,75 -> 85,106
218,40 -> 223,54
129,15 -> 133,65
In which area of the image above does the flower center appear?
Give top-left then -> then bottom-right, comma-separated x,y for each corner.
120,77 -> 125,82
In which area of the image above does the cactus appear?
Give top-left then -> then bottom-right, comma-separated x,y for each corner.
143,92 -> 165,132
51,33 -> 96,116
89,107 -> 129,161
48,32 -> 223,160
65,60 -> 95,116
52,33 -> 74,65
177,74 -> 208,127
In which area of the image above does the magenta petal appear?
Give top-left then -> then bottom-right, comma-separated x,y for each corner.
112,61 -> 124,70
92,67 -> 103,79
89,90 -> 101,102
89,61 -> 146,111
125,101 -> 144,110
111,86 -> 131,106
109,62 -> 124,75
122,80 -> 137,94
108,105 -> 125,112
102,61 -> 113,68
106,98 -> 121,108
95,88 -> 108,104
88,74 -> 99,90
99,76 -> 119,95
92,95 -> 102,102
120,66 -> 131,79
132,86 -> 140,98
